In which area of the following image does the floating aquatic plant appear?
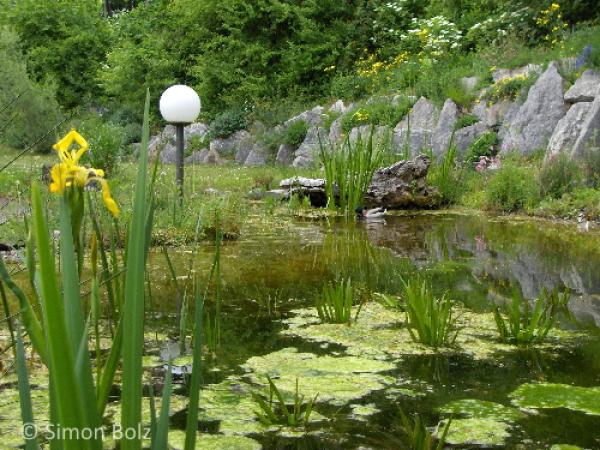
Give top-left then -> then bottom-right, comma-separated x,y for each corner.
315,278 -> 362,324
252,376 -> 318,428
510,383 -> 600,416
402,278 -> 459,348
494,288 -> 571,345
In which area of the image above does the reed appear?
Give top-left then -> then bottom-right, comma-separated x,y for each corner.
253,376 -> 318,428
400,409 -> 452,450
402,278 -> 459,348
319,128 -> 385,216
494,288 -> 571,345
315,278 -> 363,324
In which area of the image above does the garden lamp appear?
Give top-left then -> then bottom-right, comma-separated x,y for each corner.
159,84 -> 201,200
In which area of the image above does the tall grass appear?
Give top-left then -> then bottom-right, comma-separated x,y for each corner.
400,409 -> 452,450
315,278 -> 363,324
402,278 -> 459,348
320,128 -> 385,216
494,288 -> 571,345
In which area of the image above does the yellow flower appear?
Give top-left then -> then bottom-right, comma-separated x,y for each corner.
49,129 -> 120,218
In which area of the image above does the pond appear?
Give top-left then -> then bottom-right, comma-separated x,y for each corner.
2,212 -> 600,449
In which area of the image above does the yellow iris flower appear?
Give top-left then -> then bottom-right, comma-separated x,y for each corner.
49,129 -> 120,218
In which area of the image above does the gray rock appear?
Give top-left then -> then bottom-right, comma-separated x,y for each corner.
500,62 -> 567,155
185,149 -> 209,165
210,130 -> 252,157
159,143 -> 177,164
279,177 -> 327,207
364,155 -> 440,209
292,127 -> 328,168
234,134 -> 254,164
329,100 -> 348,114
275,143 -> 296,166
203,148 -> 224,165
244,145 -> 267,166
565,69 -> 600,103
149,123 -> 208,161
492,64 -> 542,83
454,122 -> 489,154
473,100 -> 516,128
576,45 -> 594,70
184,122 -> 209,143
547,102 -> 593,158
432,99 -> 459,156
393,97 -> 439,156
460,76 -> 480,92
349,125 -> 391,147
264,189 -> 288,201
571,95 -> 600,158
329,117 -> 344,144
285,106 -> 327,128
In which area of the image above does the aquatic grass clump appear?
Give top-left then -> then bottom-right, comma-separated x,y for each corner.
400,409 -> 451,450
402,278 -> 459,348
315,278 -> 363,324
319,128 -> 385,216
252,376 -> 318,428
493,288 -> 571,345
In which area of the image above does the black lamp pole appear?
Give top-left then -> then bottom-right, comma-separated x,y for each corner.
175,123 -> 185,203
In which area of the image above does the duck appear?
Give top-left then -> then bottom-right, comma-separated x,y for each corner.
355,206 -> 387,220
577,211 -> 590,232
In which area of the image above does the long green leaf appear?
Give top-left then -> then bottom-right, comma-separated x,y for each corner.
184,285 -> 204,450
15,322 -> 40,450
152,366 -> 173,450
121,90 -> 151,450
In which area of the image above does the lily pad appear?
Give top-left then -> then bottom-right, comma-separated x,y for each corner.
349,403 -> 379,420
437,417 -> 512,446
511,383 -> 600,416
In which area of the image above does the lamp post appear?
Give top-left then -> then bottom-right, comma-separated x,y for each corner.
159,85 -> 201,201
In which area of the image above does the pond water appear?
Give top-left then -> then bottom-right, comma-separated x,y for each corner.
2,212 -> 600,449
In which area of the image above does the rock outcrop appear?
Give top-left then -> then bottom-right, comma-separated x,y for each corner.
432,99 -> 459,156
500,62 -> 567,155
364,155 -> 440,209
292,127 -> 328,168
275,143 -> 296,165
571,96 -> 600,158
210,130 -> 252,158
285,106 -> 327,128
393,97 -> 439,156
244,145 -> 268,166
564,69 -> 600,103
547,102 -> 593,158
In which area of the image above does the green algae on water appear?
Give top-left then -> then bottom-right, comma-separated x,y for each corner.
437,417 -> 512,446
439,399 -> 525,422
511,383 -> 600,416
168,430 -> 262,450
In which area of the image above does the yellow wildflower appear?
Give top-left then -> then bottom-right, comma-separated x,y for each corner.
49,129 -> 120,218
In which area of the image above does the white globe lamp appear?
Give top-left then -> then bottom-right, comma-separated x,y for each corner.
159,85 -> 201,200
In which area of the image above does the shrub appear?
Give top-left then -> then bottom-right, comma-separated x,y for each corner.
494,288 -> 571,345
78,116 -> 127,176
402,278 -> 459,349
330,72 -> 371,100
464,132 -> 498,164
341,98 -> 413,134
539,153 -> 582,199
283,120 -> 308,147
485,74 -> 536,102
454,114 -> 479,131
536,188 -> 600,220
485,164 -> 540,212
209,110 -> 247,139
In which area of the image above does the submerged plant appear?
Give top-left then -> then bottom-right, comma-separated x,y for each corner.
315,278 -> 363,324
402,278 -> 459,348
399,409 -> 452,450
252,376 -> 318,428
494,288 -> 571,345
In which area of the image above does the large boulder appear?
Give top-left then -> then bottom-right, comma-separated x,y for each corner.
329,100 -> 349,114
275,143 -> 296,166
432,99 -> 459,156
564,69 -> 600,103
571,96 -> 600,158
285,106 -> 327,128
492,64 -> 542,83
149,122 -> 208,161
473,100 -> 516,128
329,117 -> 344,144
158,143 -> 177,164
364,155 -> 440,209
210,130 -> 252,158
292,126 -> 328,168
393,97 -> 439,156
279,177 -> 328,207
185,149 -> 209,165
244,144 -> 268,166
547,102 -> 593,158
500,62 -> 567,155
349,125 -> 391,147
454,122 -> 489,154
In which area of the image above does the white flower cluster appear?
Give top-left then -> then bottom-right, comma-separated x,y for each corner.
467,8 -> 533,44
401,16 -> 462,58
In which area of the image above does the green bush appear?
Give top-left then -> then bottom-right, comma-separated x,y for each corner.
77,116 -> 127,176
330,72 -> 372,100
283,120 -> 308,147
485,74 -> 536,102
537,187 -> 600,220
485,164 -> 540,212
209,110 -> 247,139
539,153 -> 582,199
454,114 -> 480,131
464,131 -> 498,164
341,98 -> 413,133
0,27 -> 60,152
